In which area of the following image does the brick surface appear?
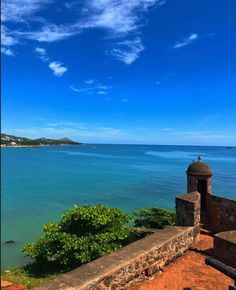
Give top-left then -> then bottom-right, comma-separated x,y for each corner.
129,234 -> 234,290
1,280 -> 26,290
1,281 -> 13,288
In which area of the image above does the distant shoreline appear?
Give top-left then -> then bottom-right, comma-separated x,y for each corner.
1,144 -> 82,148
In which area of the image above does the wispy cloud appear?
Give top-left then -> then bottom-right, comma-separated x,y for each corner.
2,28 -> 17,46
35,47 -> 68,77
1,0 -> 52,23
1,26 -> 17,56
173,33 -> 198,49
1,46 -> 14,56
15,24 -> 79,42
85,0 -> 163,36
98,91 -> 107,95
35,46 -> 49,61
9,122 -> 127,142
85,79 -> 95,85
169,130 -> 229,139
70,82 -> 112,94
1,0 -> 52,55
109,37 -> 144,64
49,61 -> 67,77
70,85 -> 81,93
1,0 -> 164,64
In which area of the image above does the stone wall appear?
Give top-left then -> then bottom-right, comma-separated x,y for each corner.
175,191 -> 200,228
206,194 -> 236,233
213,231 -> 236,268
34,226 -> 198,290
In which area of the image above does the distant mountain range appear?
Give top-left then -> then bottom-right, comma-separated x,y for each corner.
1,134 -> 81,146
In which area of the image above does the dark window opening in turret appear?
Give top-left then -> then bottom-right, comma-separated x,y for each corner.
197,179 -> 207,209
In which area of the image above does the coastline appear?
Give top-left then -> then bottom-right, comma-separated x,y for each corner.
1,144 -> 82,148
1,145 -> 41,148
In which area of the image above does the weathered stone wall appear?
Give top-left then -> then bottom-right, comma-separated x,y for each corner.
175,191 -> 200,229
206,194 -> 236,233
213,231 -> 236,268
187,175 -> 212,194
34,226 -> 198,290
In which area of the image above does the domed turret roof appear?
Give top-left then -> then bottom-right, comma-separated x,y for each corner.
187,156 -> 212,176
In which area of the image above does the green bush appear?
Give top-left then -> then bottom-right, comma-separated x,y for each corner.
23,205 -> 132,268
133,207 -> 175,229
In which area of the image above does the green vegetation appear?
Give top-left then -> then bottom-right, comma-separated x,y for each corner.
1,265 -> 60,288
133,207 -> 175,229
23,205 -> 132,268
2,205 -> 175,288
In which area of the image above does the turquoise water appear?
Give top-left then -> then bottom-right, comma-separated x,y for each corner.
1,145 -> 236,268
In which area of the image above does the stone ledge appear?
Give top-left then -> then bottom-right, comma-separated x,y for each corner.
34,226 -> 197,290
176,191 -> 200,203
214,231 -> 236,268
175,192 -> 200,227
215,231 -> 236,244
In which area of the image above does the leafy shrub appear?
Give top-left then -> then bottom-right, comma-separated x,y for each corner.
133,207 -> 175,229
23,205 -> 132,268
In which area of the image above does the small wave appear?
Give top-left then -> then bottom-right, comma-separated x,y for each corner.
145,150 -> 202,159
56,151 -> 116,158
56,150 -> 140,160
145,150 -> 236,162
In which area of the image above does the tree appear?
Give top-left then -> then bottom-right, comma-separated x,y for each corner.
133,207 -> 175,229
23,205 -> 132,268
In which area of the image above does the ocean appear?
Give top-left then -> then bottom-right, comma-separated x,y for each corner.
1,144 -> 236,268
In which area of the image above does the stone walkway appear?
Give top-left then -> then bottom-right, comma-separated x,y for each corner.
129,232 -> 234,290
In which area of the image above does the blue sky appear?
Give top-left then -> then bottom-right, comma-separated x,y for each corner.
2,0 -> 236,145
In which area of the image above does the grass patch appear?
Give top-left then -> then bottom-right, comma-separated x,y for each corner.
1,263 -> 61,289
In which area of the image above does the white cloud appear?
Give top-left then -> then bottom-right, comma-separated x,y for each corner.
34,48 -> 68,76
2,30 -> 17,46
35,46 -> 49,61
168,130 -> 229,139
157,0 -> 166,6
110,37 -> 144,64
85,79 -> 95,84
97,84 -> 112,90
98,90 -> 107,95
14,24 -> 80,42
70,83 -> 112,94
156,81 -> 160,85
49,61 -> 67,77
86,0 -> 161,36
35,47 -> 46,55
70,85 -> 82,93
1,0 -> 52,23
121,98 -> 128,102
1,47 -> 14,56
1,0 -> 164,64
9,123 -> 127,142
1,25 -> 17,56
64,2 -> 72,9
173,33 -> 198,49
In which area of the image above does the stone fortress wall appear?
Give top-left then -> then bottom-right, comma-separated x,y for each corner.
206,193 -> 236,233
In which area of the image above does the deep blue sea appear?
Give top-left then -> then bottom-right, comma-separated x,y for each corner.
1,144 -> 236,268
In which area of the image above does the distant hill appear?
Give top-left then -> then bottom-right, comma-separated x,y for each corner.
1,134 -> 82,146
